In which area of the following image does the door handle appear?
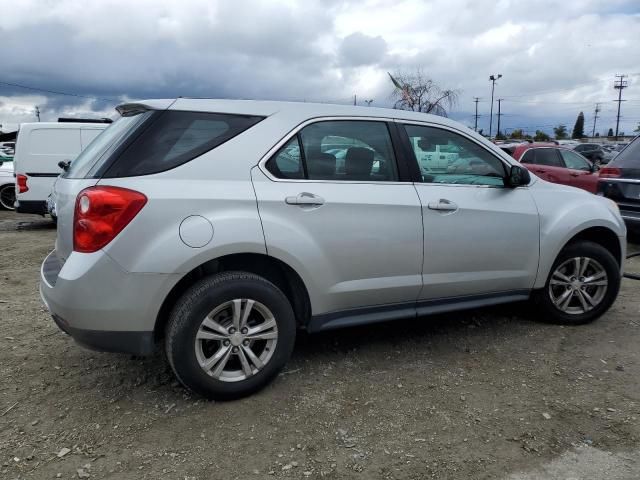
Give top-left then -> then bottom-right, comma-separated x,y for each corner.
569,173 -> 580,177
537,169 -> 547,173
427,198 -> 458,211
285,192 -> 325,206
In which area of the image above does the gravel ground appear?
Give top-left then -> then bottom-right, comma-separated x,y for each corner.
1,209 -> 640,479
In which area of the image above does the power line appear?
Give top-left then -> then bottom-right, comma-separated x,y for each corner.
0,80 -> 115,102
613,74 -> 628,140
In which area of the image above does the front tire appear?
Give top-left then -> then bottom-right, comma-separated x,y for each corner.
533,241 -> 620,325
165,271 -> 296,400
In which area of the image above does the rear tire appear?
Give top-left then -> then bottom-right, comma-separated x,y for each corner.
0,184 -> 15,210
532,241 -> 620,325
165,271 -> 296,400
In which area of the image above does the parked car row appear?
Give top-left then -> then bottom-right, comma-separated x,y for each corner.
499,137 -> 640,234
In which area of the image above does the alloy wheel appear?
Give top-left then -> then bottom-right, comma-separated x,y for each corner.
194,299 -> 278,382
0,185 -> 15,210
548,256 -> 608,315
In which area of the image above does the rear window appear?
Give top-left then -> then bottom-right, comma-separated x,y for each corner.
103,111 -> 263,178
609,136 -> 640,168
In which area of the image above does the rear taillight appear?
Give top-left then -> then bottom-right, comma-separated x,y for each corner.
73,186 -> 147,253
16,174 -> 28,193
599,167 -> 621,178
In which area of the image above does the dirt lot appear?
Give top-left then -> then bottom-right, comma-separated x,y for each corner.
1,209 -> 640,480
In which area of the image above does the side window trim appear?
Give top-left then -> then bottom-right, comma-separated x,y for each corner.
260,116 -> 411,183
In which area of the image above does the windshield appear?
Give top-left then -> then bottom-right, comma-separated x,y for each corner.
64,112 -> 150,178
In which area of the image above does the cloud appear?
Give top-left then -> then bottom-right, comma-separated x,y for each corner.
339,32 -> 387,67
0,0 -> 638,135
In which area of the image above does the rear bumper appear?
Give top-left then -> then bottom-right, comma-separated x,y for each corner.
40,249 -> 180,356
16,199 -> 47,215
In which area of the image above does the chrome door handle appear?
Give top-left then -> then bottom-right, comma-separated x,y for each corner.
427,199 -> 458,211
285,192 -> 325,206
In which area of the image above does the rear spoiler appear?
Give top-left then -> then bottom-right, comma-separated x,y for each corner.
116,99 -> 177,117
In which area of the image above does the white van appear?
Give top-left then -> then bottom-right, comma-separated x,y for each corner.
14,122 -> 108,215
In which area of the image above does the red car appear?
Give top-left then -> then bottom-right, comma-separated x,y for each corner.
507,143 -> 600,193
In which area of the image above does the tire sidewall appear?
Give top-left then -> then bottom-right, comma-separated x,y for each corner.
167,273 -> 296,400
539,241 -> 620,324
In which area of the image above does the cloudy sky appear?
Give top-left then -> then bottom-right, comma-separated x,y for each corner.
0,0 -> 639,136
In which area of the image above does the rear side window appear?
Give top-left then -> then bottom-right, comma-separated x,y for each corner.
610,136 -> 640,168
533,148 -> 563,167
520,150 -> 534,164
103,111 -> 263,178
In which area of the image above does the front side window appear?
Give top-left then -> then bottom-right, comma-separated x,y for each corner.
266,120 -> 399,182
560,150 -> 591,171
534,148 -> 563,167
404,125 -> 506,186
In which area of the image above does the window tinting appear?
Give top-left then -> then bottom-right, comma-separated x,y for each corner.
609,136 -> 640,169
404,125 -> 506,186
559,150 -> 591,171
265,137 -> 304,179
534,148 -> 563,167
266,120 -> 399,182
104,111 -> 263,178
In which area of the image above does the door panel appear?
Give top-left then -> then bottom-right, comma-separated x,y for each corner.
415,184 -> 539,299
253,169 -> 423,314
400,123 -> 540,300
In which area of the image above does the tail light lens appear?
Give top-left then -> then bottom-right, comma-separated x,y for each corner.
73,186 -> 147,253
16,174 -> 28,193
599,167 -> 621,178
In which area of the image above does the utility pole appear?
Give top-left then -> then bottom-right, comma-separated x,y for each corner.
613,74 -> 627,140
488,74 -> 502,138
592,103 -> 600,138
473,97 -> 480,131
496,99 -> 503,137
353,94 -> 357,106
35,105 -> 41,122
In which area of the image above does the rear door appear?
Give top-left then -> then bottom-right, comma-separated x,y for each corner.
558,149 -> 598,193
521,148 -> 570,185
400,123 -> 539,301
253,118 -> 423,315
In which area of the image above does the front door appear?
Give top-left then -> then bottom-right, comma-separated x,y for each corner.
252,119 -> 423,315
401,123 -> 540,300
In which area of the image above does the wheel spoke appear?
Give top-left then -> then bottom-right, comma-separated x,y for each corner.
552,271 -> 571,284
246,331 -> 278,341
578,257 -> 590,277
242,345 -> 264,369
555,289 -> 573,310
583,270 -> 607,285
248,319 -> 276,335
201,345 -> 231,371
581,289 -> 597,307
237,347 -> 253,377
231,299 -> 243,331
240,299 -> 254,329
202,316 -> 228,335
211,347 -> 233,378
573,257 -> 582,276
576,290 -> 590,312
196,330 -> 227,341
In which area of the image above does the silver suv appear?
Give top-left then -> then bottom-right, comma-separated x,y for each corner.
40,99 -> 627,399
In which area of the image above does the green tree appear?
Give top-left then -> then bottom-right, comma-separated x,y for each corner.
510,129 -> 524,139
495,130 -> 506,140
607,128 -> 614,137
534,130 -> 551,142
634,123 -> 640,132
553,124 -> 568,139
595,132 -> 600,137
571,112 -> 585,139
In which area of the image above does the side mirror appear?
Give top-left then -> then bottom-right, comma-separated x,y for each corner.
507,164 -> 530,188
58,160 -> 71,171
590,163 -> 600,173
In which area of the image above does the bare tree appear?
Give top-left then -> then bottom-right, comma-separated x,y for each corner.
388,70 -> 459,117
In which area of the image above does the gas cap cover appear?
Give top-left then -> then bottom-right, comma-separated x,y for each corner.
179,215 -> 213,248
